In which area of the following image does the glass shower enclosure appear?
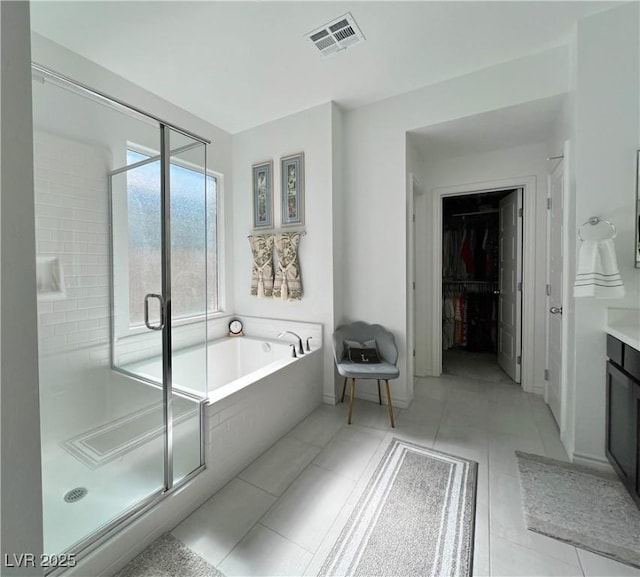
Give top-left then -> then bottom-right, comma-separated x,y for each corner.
32,65 -> 210,560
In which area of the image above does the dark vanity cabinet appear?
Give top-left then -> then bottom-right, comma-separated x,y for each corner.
606,335 -> 640,507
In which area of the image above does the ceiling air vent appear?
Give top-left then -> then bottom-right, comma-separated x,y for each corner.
306,13 -> 365,56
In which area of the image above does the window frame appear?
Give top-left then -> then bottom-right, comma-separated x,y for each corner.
112,143 -> 224,340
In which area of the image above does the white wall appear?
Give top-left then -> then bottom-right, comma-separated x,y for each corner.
1,2 -> 44,574
232,103 -> 342,402
343,47 -> 569,406
570,2 -> 640,465
414,141 -> 555,392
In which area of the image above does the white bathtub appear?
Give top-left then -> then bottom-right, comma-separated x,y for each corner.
124,336 -> 298,400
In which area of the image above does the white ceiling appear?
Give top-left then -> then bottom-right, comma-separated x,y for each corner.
410,94 -> 566,158
30,1 -> 612,134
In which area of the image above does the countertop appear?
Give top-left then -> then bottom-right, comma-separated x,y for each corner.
606,308 -> 640,351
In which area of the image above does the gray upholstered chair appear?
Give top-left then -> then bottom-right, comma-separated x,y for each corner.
332,321 -> 400,427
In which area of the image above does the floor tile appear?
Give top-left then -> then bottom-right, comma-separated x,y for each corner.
261,464 -> 356,553
474,499 -> 491,577
491,536 -> 583,576
166,352 -> 630,577
443,350 -> 513,384
487,403 -> 541,440
400,395 -> 446,423
487,381 -> 534,409
287,405 -> 344,448
489,431 -> 546,478
218,524 -> 312,577
312,425 -> 384,481
577,549 -> 640,576
489,473 -> 580,567
238,435 -> 320,496
171,478 -> 276,567
413,376 -> 450,401
344,398 -> 394,430
390,414 -> 440,448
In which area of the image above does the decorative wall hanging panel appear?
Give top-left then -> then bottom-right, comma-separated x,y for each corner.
252,160 -> 273,229
281,152 -> 304,227
248,234 -> 274,297
273,232 -> 303,300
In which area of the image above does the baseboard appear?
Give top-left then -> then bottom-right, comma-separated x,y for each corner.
323,394 -> 337,405
571,451 -> 614,472
532,382 -> 545,395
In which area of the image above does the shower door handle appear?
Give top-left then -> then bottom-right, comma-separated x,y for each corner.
144,293 -> 165,331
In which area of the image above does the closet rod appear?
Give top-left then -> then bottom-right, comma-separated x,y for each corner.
451,210 -> 499,217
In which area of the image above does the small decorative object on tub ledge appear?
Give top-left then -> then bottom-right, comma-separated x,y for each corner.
228,318 -> 244,337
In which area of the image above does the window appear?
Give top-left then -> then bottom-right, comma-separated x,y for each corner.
126,149 -> 219,327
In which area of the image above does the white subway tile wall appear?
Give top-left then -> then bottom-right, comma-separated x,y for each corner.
34,131 -> 112,356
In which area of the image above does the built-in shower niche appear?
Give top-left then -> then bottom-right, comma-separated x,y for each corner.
36,256 -> 65,300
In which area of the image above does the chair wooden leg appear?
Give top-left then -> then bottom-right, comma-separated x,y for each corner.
385,379 -> 395,428
377,379 -> 382,405
348,378 -> 356,425
341,377 -> 348,403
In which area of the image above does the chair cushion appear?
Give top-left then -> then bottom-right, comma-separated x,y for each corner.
336,360 -> 400,380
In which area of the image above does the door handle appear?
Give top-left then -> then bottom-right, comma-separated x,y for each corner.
549,306 -> 563,315
144,293 -> 165,331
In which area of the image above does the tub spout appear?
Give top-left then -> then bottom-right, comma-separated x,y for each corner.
278,331 -> 304,355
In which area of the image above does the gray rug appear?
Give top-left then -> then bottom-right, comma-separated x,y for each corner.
516,451 -> 640,568
319,438 -> 477,577
114,534 -> 224,577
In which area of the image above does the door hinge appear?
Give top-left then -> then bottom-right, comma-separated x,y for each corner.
546,284 -> 551,296
544,368 -> 549,381
518,207 -> 523,218
517,281 -> 522,292
517,355 -> 522,365
547,198 -> 552,210
413,281 -> 415,290
413,213 -> 415,223
413,349 -> 416,357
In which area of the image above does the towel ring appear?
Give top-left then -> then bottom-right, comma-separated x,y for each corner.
578,216 -> 617,241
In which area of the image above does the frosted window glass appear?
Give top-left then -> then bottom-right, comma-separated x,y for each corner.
126,149 -> 218,326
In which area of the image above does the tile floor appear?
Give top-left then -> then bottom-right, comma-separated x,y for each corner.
171,353 -> 640,577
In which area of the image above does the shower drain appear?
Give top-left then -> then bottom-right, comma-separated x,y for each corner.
64,487 -> 88,503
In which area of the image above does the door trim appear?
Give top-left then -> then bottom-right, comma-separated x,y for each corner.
431,176 -> 536,392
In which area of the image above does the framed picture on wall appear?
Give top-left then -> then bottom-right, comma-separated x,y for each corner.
252,160 -> 273,229
281,152 -> 305,227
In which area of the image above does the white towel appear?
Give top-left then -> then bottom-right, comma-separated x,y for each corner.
574,238 -> 625,299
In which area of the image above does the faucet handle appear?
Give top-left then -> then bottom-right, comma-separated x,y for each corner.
290,344 -> 297,358
306,337 -> 312,352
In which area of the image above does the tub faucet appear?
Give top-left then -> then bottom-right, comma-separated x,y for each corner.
278,331 -> 304,355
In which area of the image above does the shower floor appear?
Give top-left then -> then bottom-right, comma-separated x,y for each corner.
41,390 -> 201,556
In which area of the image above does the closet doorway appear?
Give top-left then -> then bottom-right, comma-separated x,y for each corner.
441,188 -> 523,384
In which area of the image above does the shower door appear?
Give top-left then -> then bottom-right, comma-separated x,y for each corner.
111,126 -> 208,489
33,63 -> 209,562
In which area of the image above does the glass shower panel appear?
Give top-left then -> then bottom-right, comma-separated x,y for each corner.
167,128 -> 208,483
32,72 -> 166,556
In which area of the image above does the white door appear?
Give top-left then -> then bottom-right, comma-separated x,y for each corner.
497,189 -> 523,383
546,159 -> 564,426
